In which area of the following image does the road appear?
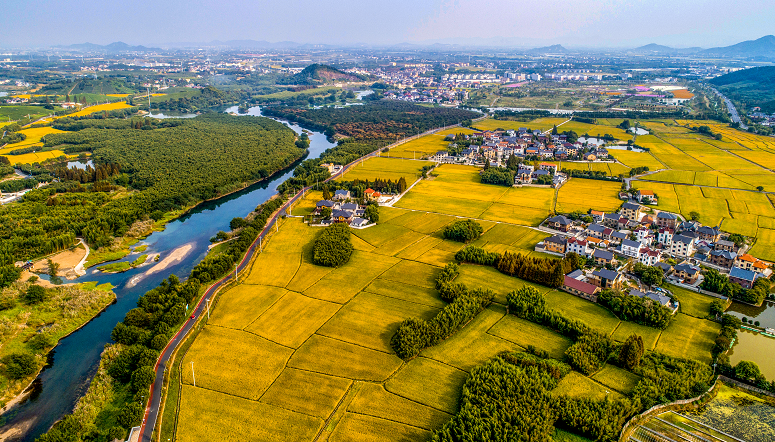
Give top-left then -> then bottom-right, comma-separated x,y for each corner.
710,87 -> 747,130
138,123 -> 463,442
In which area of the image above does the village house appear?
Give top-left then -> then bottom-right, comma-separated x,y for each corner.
539,162 -> 557,174
593,248 -> 615,266
709,250 -> 736,269
635,227 -> 653,245
620,239 -> 642,259
590,269 -> 622,290
562,270 -> 601,301
734,254 -> 769,273
602,213 -> 621,228
546,215 -> 572,232
431,151 -> 449,162
674,262 -> 700,283
543,235 -> 567,254
697,226 -> 721,242
333,189 -> 351,200
609,230 -> 627,245
670,234 -> 696,258
729,267 -> 761,289
656,212 -> 679,229
636,189 -> 656,203
566,237 -> 590,257
586,223 -> 606,239
639,248 -> 661,266
331,209 -> 354,223
315,200 -> 339,214
620,202 -> 642,220
586,237 -> 609,249
657,228 -> 674,246
629,288 -> 676,311
655,261 -> 673,275
714,239 -> 737,253
515,165 -> 535,184
350,217 -> 369,227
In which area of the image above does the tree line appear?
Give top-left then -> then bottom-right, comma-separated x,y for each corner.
701,268 -> 770,305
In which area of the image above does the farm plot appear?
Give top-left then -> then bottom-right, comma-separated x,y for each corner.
337,156 -> 432,182
544,290 -> 621,335
749,228 -> 775,261
592,365 -> 641,394
488,314 -> 573,359
347,383 -> 451,430
632,182 -> 681,214
552,372 -> 625,401
259,368 -> 352,419
655,313 -> 720,363
385,357 -> 468,414
177,386 -> 323,442
245,291 -> 341,348
638,135 -> 710,171
556,178 -> 623,213
388,127 -> 475,159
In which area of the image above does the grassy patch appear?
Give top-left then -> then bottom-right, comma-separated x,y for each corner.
551,371 -> 625,400
592,364 -> 641,394
655,313 -> 720,363
488,314 -> 573,359
544,290 -> 621,335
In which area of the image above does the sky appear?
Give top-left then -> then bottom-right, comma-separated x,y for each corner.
1,0 -> 773,49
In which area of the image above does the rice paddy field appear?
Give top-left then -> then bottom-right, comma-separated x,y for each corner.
387,127 -> 476,159
335,156 -> 432,183
556,178 -> 623,213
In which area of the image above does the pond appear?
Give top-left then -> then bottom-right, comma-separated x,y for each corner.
725,299 -> 775,329
727,328 -> 775,380
628,127 -> 649,135
65,160 -> 93,170
148,111 -> 198,119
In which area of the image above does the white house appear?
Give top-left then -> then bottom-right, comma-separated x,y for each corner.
635,228 -> 653,246
657,228 -> 674,246
566,237 -> 591,257
620,239 -> 642,259
670,234 -> 696,258
639,248 -> 661,266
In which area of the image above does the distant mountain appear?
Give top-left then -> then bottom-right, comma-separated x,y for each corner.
289,64 -> 364,85
702,35 -> 775,59
527,44 -> 570,54
57,41 -> 160,52
631,43 -> 702,55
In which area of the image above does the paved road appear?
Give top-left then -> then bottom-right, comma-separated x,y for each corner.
138,123 -> 460,442
710,87 -> 747,130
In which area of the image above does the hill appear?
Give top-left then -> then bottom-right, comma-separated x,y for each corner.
710,66 -> 775,113
288,64 -> 364,85
527,44 -> 570,54
632,43 -> 702,55
703,35 -> 775,59
57,41 -> 160,52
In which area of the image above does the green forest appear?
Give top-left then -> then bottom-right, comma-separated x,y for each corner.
0,114 -> 303,286
262,101 -> 478,139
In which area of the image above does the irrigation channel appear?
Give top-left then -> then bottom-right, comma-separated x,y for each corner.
0,106 -> 337,442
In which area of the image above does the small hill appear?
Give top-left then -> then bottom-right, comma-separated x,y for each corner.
703,35 -> 775,59
710,66 -> 775,113
291,64 -> 363,85
527,44 -> 570,54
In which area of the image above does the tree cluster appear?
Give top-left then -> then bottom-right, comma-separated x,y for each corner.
312,223 -> 354,268
480,167 -> 515,186
701,268 -> 769,305
442,219 -> 483,243
597,289 -> 673,329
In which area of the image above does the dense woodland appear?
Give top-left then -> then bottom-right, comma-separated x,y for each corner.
262,101 -> 478,140
0,114 -> 302,287
312,224 -> 353,267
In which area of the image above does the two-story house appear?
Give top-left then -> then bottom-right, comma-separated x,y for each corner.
697,226 -> 721,243
656,212 -> 678,229
546,215 -> 573,232
591,269 -> 622,290
593,248 -> 615,266
709,250 -> 737,269
620,202 -> 642,220
620,239 -> 642,259
543,235 -> 567,254
670,234 -> 696,258
566,237 -> 591,257
657,228 -> 674,246
674,262 -> 700,283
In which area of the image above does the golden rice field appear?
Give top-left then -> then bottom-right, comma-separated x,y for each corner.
171,169 -> 724,440
387,127 -> 475,159
556,178 -> 623,213
65,101 -> 132,117
336,156 -> 432,183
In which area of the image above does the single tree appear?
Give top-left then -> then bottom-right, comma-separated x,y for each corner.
735,360 -> 761,380
619,334 -> 644,369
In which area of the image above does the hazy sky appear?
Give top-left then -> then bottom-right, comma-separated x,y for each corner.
1,0 -> 773,48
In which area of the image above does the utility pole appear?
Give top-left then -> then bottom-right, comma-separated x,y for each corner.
207,298 -> 211,320
191,361 -> 196,387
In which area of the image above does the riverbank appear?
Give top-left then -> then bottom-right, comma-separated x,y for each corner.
0,282 -> 116,417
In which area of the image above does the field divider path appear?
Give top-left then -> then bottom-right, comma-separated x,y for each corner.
139,123 -> 469,442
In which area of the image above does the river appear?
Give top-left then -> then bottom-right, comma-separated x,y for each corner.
0,106 -> 335,441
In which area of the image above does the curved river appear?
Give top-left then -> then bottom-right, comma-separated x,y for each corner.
0,106 -> 334,441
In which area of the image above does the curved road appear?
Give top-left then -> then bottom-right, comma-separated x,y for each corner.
138,123 -> 462,442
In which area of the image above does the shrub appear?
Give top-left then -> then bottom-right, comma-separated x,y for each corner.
130,365 -> 156,393
2,352 -> 37,379
117,401 -> 145,428
619,334 -> 644,369
442,219 -> 483,243
24,284 -> 47,304
27,333 -> 54,352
